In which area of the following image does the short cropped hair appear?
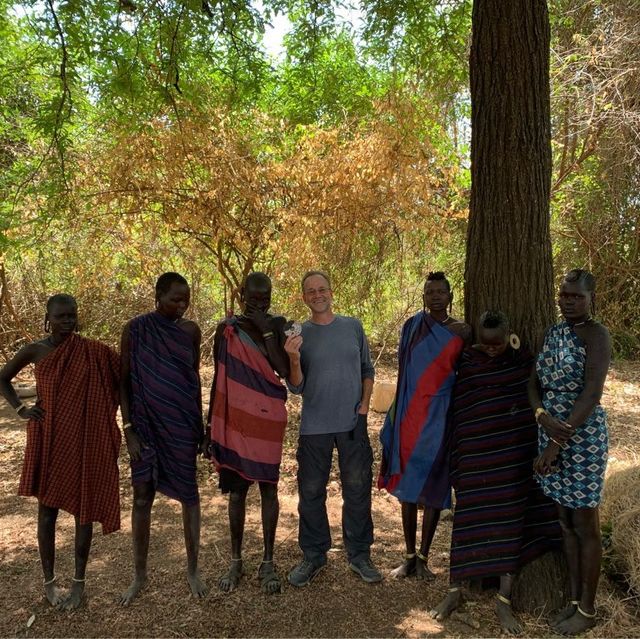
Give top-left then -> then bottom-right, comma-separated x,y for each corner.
301,270 -> 331,292
243,272 -> 272,290
155,272 -> 188,298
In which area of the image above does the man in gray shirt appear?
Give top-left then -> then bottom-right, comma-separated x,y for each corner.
284,270 -> 382,586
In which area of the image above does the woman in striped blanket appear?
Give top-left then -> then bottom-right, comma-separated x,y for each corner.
430,311 -> 561,634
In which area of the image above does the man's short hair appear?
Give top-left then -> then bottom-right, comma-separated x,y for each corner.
155,272 -> 188,298
243,272 -> 272,290
301,270 -> 331,292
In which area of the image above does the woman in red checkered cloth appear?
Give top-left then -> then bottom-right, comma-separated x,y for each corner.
0,294 -> 120,610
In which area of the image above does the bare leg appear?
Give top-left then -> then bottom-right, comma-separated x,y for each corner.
555,507 -> 601,635
496,574 -> 522,634
416,507 -> 440,580
430,582 -> 463,621
551,505 -> 581,627
120,481 -> 155,606
37,504 -> 65,606
258,482 -> 281,594
390,502 -> 418,578
58,519 -> 93,610
183,499 -> 207,597
219,486 -> 248,592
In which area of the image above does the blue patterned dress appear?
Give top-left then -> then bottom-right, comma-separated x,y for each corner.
536,321 -> 608,509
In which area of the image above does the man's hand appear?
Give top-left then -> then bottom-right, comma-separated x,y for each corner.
201,429 -> 212,459
244,306 -> 271,334
18,405 -> 45,421
538,413 -> 575,443
124,426 -> 146,461
284,335 -> 302,361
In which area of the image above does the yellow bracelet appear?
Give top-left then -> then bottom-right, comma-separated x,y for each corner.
535,407 -> 547,423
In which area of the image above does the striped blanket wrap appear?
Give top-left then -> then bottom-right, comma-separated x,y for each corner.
211,320 -> 287,484
129,312 -> 202,506
378,312 -> 463,507
449,347 -> 561,582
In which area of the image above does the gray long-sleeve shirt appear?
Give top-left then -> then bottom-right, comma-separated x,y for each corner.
287,315 -> 375,435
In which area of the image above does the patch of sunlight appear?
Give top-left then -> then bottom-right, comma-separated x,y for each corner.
395,608 -> 444,637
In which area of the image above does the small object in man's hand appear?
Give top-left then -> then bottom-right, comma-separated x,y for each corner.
284,321 -> 302,338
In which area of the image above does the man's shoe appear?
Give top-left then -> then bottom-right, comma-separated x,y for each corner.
349,557 -> 383,583
287,559 -> 325,587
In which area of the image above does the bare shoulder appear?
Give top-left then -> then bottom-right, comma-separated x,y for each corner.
178,319 -> 202,339
6,341 -> 50,368
583,321 -> 611,345
448,319 -> 472,341
20,341 -> 47,361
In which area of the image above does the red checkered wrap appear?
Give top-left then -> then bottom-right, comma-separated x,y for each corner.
19,333 -> 121,534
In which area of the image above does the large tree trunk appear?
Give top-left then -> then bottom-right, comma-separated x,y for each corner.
465,0 -> 568,613
465,0 -> 555,349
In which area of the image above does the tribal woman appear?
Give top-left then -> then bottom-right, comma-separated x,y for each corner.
431,311 -> 561,634
378,272 -> 471,580
530,269 -> 611,635
119,272 -> 207,605
0,294 -> 120,610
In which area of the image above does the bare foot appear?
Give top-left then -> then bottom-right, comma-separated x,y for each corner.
555,609 -> 597,636
44,580 -> 65,607
58,580 -> 85,611
416,556 -> 436,581
390,556 -> 417,579
550,602 -> 578,628
258,561 -> 282,595
119,575 -> 147,606
187,570 -> 208,598
496,598 -> 523,635
430,589 -> 463,621
218,559 -> 242,592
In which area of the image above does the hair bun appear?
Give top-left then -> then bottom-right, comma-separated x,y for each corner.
479,310 -> 509,330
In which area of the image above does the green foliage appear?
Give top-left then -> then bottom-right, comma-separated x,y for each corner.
0,0 -> 637,359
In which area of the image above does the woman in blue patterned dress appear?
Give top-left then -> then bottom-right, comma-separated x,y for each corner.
529,269 -> 611,635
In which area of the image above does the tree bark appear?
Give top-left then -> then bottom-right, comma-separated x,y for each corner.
465,0 -> 555,349
466,0 -> 569,613
511,549 -> 570,613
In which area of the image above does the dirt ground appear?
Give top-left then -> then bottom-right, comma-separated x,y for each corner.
1,360 -> 639,638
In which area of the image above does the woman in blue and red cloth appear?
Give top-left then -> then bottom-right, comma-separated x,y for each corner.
119,272 -> 207,605
378,272 -> 471,581
0,294 -> 120,611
